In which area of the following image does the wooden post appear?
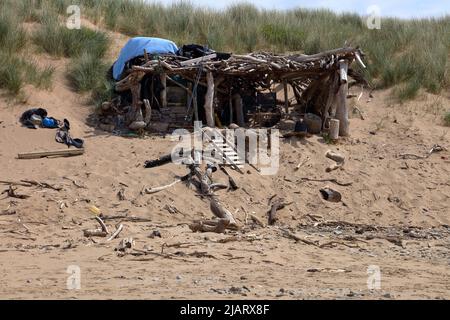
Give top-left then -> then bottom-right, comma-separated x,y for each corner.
339,59 -> 348,83
229,93 -> 233,124
143,99 -> 152,125
336,84 -> 349,136
233,93 -> 245,127
131,83 -> 141,112
204,72 -> 215,127
160,73 -> 167,108
329,119 -> 340,140
193,91 -> 199,122
283,80 -> 289,114
335,60 -> 349,136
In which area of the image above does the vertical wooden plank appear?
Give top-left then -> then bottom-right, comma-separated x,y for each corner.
160,73 -> 167,108
204,72 -> 215,127
336,60 -> 349,136
229,92 -> 233,124
283,80 -> 289,114
233,93 -> 245,127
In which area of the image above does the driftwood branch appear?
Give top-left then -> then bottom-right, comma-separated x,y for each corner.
143,179 -> 181,194
107,224 -> 124,241
95,216 -> 109,233
300,177 -> 352,187
268,199 -> 293,225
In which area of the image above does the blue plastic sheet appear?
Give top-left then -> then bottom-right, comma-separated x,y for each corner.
112,37 -> 178,80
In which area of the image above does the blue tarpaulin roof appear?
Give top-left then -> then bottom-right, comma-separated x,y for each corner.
112,37 -> 178,80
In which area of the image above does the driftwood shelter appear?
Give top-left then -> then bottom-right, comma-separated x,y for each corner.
98,38 -> 367,137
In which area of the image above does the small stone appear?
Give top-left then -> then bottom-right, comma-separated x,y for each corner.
149,230 -> 161,238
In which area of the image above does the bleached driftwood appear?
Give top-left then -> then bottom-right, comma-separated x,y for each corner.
329,119 -> 340,140
335,81 -> 349,136
210,197 -> 238,229
189,218 -> 230,233
143,179 -> 181,194
107,224 -> 124,241
204,72 -> 215,127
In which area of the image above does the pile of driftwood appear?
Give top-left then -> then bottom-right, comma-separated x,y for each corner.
99,46 -> 367,135
142,148 -> 241,234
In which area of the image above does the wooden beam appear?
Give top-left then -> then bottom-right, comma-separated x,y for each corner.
179,53 -> 217,66
18,149 -> 85,159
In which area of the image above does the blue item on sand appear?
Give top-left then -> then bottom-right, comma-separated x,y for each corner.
112,37 -> 178,80
42,117 -> 59,128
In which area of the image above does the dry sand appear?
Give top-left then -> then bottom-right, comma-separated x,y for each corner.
0,38 -> 449,300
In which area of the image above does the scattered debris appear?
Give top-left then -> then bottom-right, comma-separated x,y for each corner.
149,230 -> 162,238
143,179 -> 182,194
325,150 -> 345,172
107,224 -> 124,241
294,156 -> 310,171
189,218 -> 230,233
399,144 -> 446,160
307,268 -> 351,273
268,198 -> 293,225
1,186 -> 30,199
117,188 -> 126,201
300,177 -> 352,187
319,187 -> 342,202
0,208 -> 16,216
163,204 -> 180,214
83,216 -> 110,238
115,237 -> 134,252
0,180 -> 62,191
63,176 -> 87,189
219,166 -> 238,190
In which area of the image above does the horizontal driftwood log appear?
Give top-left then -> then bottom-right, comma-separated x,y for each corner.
189,218 -> 230,233
83,229 -> 108,237
18,149 -> 84,159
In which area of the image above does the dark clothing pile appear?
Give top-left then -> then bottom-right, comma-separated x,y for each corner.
55,119 -> 84,149
19,108 -> 48,129
19,108 -> 84,149
177,44 -> 231,61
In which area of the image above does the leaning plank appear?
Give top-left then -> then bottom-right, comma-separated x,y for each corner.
18,148 -> 84,159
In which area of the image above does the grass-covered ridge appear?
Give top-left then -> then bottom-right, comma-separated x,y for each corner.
0,0 -> 449,103
73,0 -> 450,100
0,1 -> 55,96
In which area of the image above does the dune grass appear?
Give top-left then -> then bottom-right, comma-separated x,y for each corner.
444,112 -> 450,127
67,50 -> 115,109
0,53 -> 55,96
77,0 -> 450,100
67,52 -> 110,92
1,0 -> 449,102
0,2 -> 55,96
32,14 -> 109,59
